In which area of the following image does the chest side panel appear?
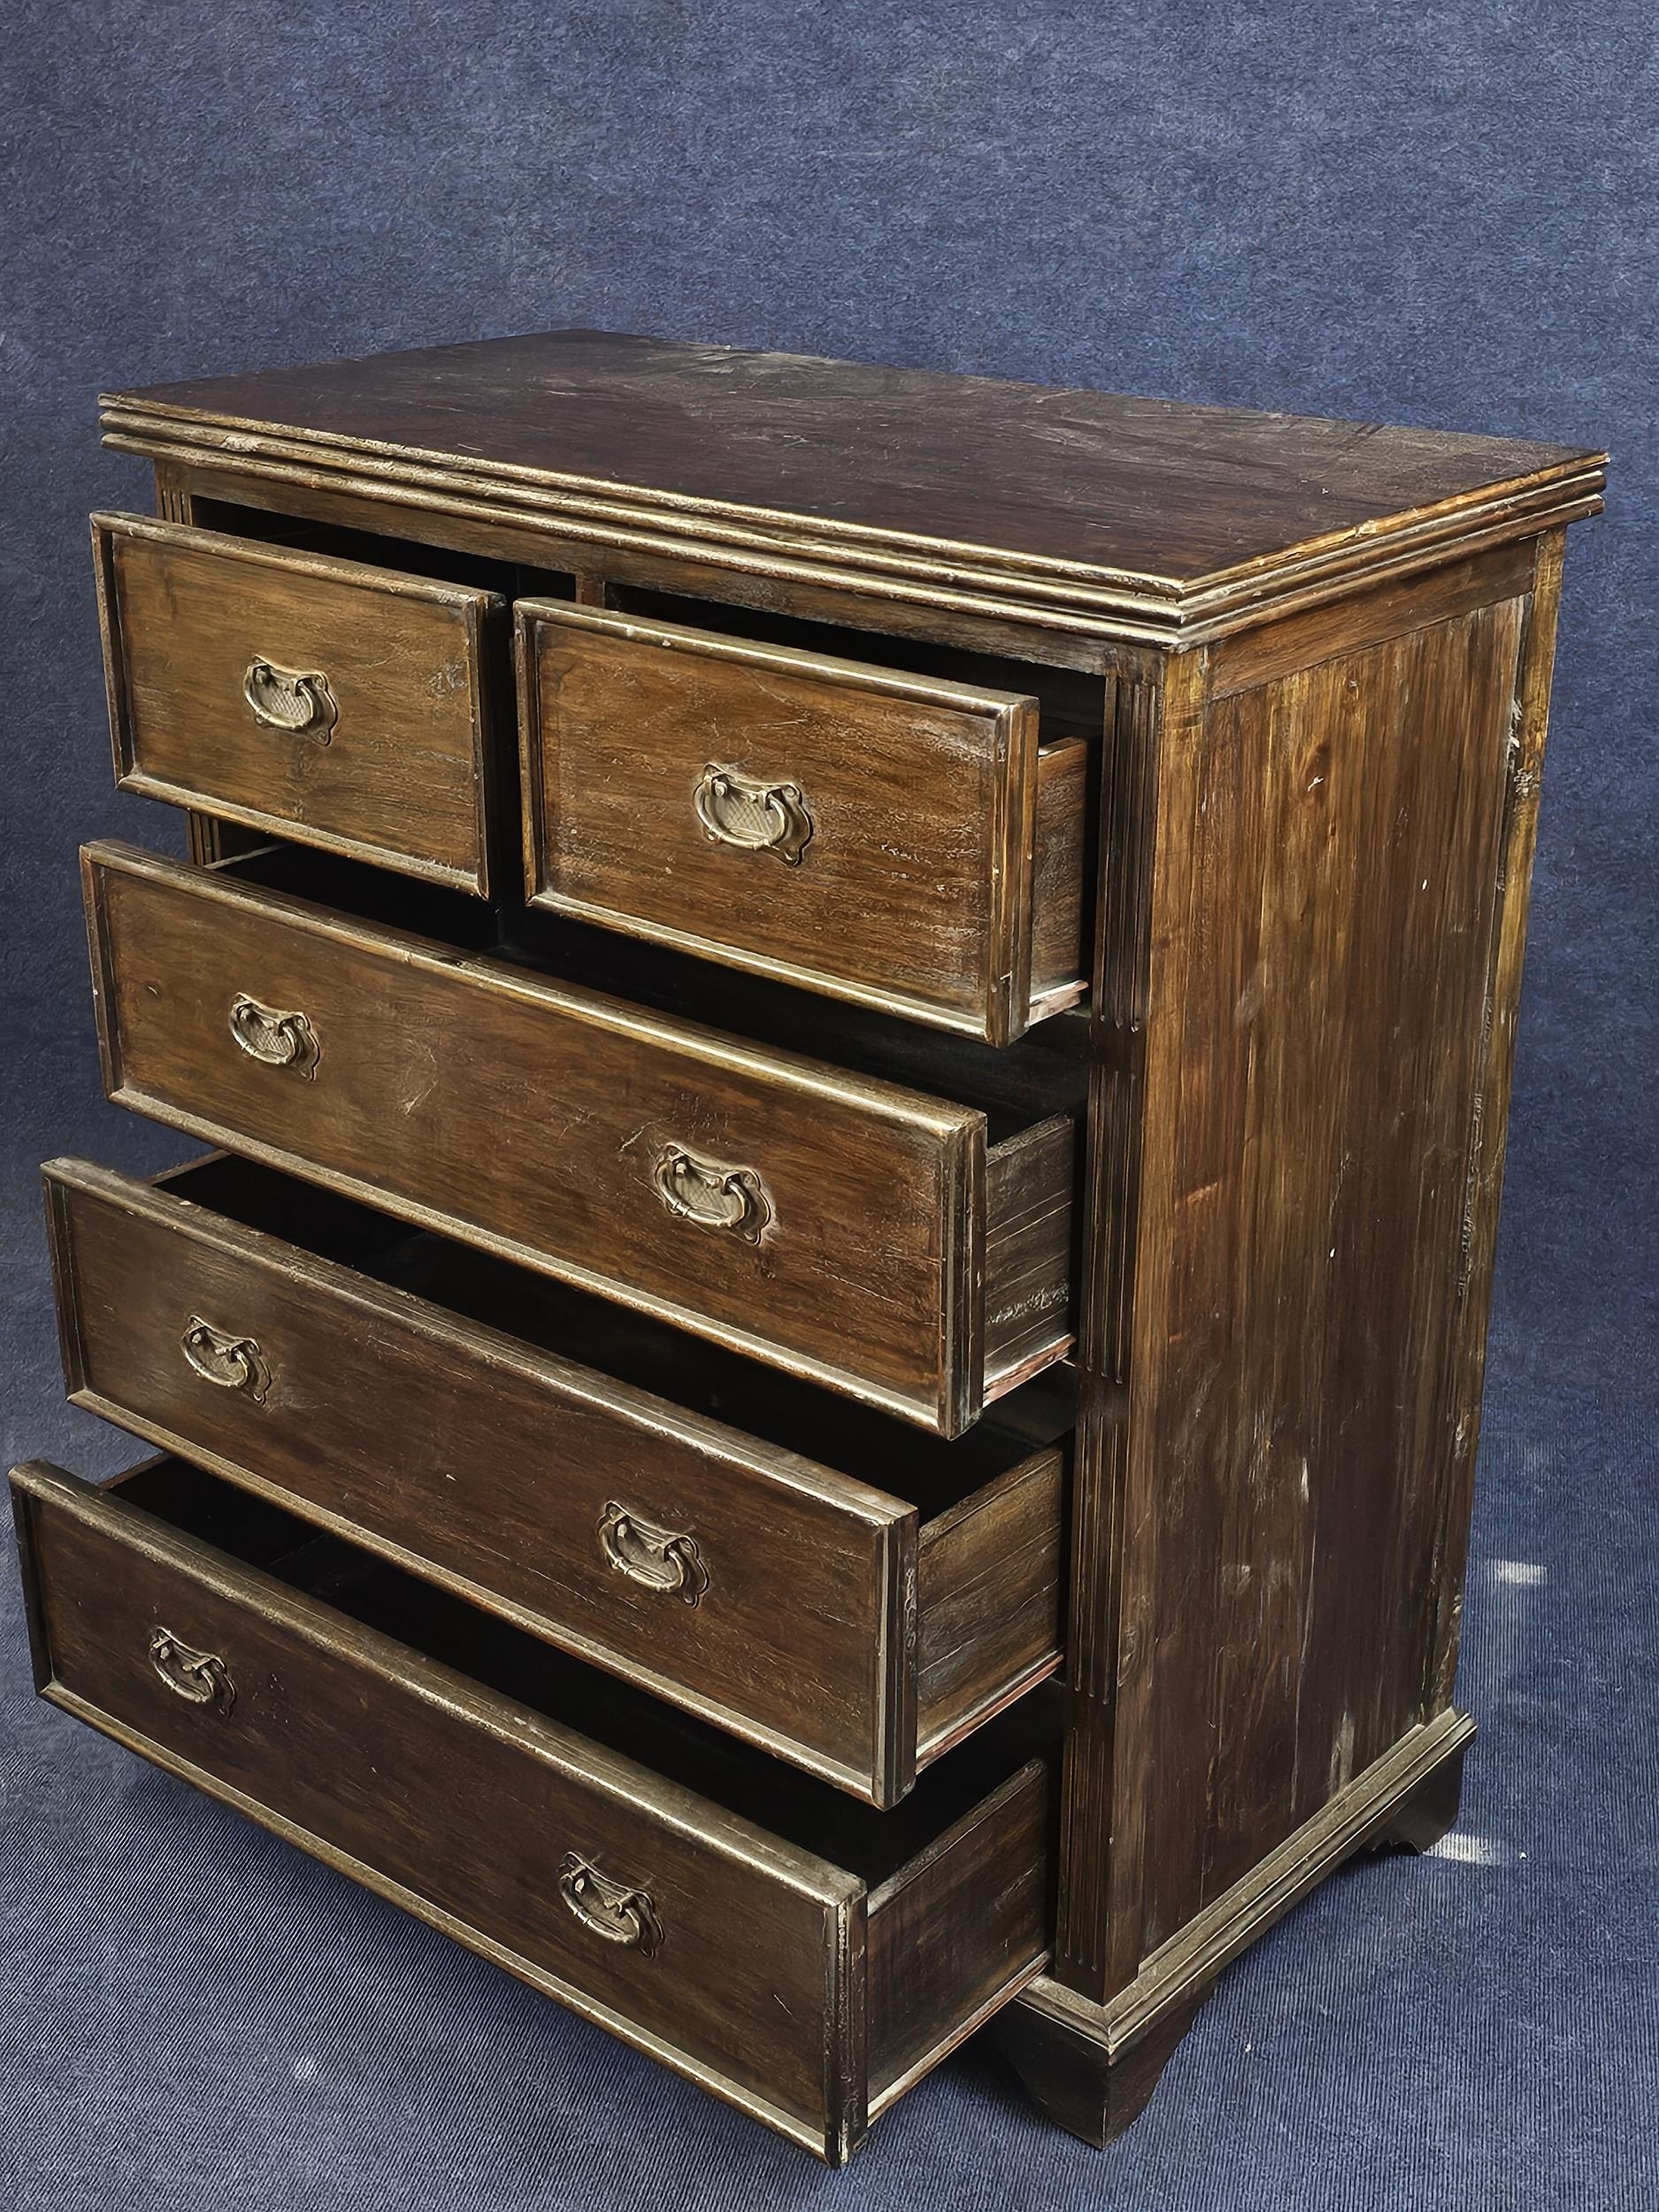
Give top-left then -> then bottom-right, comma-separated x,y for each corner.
1128,573 -> 1535,1959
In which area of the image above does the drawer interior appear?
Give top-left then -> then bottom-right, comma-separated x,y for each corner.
187,494 -> 578,604
21,1448 -> 1057,2151
157,1151 -> 1073,1522
192,494 -> 1103,749
55,1148 -> 1068,1798
217,838 -> 1090,1136
103,1453 -> 1059,1881
188,495 -> 1098,1025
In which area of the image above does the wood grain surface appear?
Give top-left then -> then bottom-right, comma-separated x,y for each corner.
518,602 -> 1085,1041
102,329 -> 1602,593
1051,541 -> 1551,2008
94,512 -> 506,892
16,333 -> 1602,2154
12,1455 -> 1054,2162
81,841 -> 1076,1433
44,1153 -> 1064,1803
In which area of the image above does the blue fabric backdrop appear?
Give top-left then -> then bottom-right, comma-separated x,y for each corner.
2,5 -> 1654,2207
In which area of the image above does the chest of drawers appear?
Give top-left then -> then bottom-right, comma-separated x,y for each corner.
12,332 -> 1603,2164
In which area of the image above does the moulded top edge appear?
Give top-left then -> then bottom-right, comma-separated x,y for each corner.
96,329 -> 1608,603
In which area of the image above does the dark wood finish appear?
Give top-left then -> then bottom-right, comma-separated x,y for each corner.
1029,736 -> 1091,998
1048,655 -> 1171,2001
101,332 -> 1605,645
988,1986 -> 1208,2148
982,1114 -> 1080,1390
148,466 -> 283,872
1373,1739 -> 1468,1854
11,1454 -> 1053,2162
1204,533 -> 1540,700
914,1448 -> 1065,1767
1425,531 -> 1568,1717
43,1152 -> 1065,1804
148,461 -> 1126,675
517,601 -> 1086,1043
6,332 -> 1603,2162
92,512 -> 506,894
81,840 -> 1077,1435
995,1709 -> 1473,2142
1048,539 -> 1555,2032
864,1765 -> 1053,2108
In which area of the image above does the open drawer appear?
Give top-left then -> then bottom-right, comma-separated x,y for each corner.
81,841 -> 1079,1436
11,1454 -> 1055,2162
92,513 -> 509,895
44,1153 -> 1068,1805
517,602 -> 1089,1043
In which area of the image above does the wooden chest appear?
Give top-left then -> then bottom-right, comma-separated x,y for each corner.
12,331 -> 1604,2162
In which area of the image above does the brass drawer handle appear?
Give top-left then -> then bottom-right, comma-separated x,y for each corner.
243,657 -> 338,742
229,995 -> 320,1078
650,1143 -> 772,1244
180,1317 -> 273,1404
693,764 -> 812,864
149,1626 -> 235,1714
596,1502 -> 708,1605
557,1854 -> 663,1955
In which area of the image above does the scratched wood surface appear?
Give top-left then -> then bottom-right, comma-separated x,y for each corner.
104,330 -> 1599,588
518,601 -> 1085,1042
4,334 -> 1605,2157
1052,541 -> 1555,2008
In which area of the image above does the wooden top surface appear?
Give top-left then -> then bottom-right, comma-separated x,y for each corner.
103,331 -> 1605,636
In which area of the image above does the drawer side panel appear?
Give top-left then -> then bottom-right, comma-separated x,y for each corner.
865,1758 -> 1052,2109
984,1115 -> 1078,1393
915,1448 -> 1065,1764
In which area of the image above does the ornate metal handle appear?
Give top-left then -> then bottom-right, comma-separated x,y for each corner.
180,1317 -> 273,1404
228,995 -> 319,1079
557,1854 -> 663,1955
650,1143 -> 772,1244
149,1627 -> 235,1714
243,657 -> 337,742
596,1502 -> 708,1605
693,764 -> 812,864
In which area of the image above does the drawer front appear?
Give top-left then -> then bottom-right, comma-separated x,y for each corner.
82,843 -> 991,1433
44,1157 -> 918,1800
93,514 -> 505,894
12,1460 -> 863,2154
12,1458 -> 1053,2160
518,604 -> 1079,1044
